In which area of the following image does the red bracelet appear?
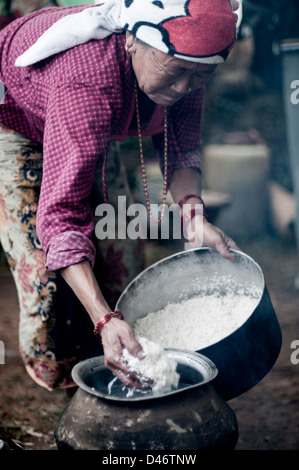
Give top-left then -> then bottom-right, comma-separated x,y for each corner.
94,311 -> 124,339
179,196 -> 209,223
178,194 -> 202,209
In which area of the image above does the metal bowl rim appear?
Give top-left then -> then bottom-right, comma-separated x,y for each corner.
116,247 -> 265,311
71,349 -> 218,402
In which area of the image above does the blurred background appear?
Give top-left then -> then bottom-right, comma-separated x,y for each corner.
0,0 -> 299,451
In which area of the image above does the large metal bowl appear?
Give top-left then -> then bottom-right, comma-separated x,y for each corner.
116,248 -> 282,400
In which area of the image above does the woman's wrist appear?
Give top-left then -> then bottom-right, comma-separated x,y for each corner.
178,193 -> 203,208
60,260 -> 113,326
94,311 -> 125,339
178,194 -> 209,222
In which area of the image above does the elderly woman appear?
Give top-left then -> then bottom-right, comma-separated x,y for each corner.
0,0 -> 239,391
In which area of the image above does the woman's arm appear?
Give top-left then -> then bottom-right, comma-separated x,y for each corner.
60,260 -> 145,389
38,83 -> 148,389
169,167 -> 240,259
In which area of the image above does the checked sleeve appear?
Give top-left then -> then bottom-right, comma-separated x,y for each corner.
36,83 -> 115,272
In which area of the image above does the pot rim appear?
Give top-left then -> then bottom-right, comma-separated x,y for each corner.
116,248 -> 265,315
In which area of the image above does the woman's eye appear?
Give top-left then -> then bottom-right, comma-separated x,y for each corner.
168,68 -> 185,77
195,74 -> 210,84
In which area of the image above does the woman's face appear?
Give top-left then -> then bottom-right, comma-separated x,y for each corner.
126,32 -> 217,106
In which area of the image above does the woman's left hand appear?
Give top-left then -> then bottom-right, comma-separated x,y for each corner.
184,215 -> 241,260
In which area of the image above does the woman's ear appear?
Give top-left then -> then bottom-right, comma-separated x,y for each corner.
125,31 -> 137,55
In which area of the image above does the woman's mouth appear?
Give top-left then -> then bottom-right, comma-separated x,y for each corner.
149,92 -> 183,106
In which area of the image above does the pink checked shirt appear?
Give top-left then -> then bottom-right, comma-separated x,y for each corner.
0,5 -> 204,272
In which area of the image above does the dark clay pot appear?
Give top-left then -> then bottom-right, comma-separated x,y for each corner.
55,384 -> 238,450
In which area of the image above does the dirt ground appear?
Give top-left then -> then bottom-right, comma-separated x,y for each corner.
0,24 -> 299,452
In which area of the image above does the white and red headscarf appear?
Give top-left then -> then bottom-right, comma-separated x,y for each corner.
15,0 -> 238,67
121,0 -> 237,64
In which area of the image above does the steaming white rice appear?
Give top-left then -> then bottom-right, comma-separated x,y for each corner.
121,337 -> 179,394
133,277 -> 261,351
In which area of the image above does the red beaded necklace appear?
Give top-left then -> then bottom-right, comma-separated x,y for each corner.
134,81 -> 168,224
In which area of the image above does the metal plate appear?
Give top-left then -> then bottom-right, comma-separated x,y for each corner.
71,349 -> 218,402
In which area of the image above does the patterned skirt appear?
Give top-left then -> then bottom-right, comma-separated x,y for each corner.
0,126 -> 145,390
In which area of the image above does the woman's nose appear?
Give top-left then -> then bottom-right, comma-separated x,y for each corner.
171,76 -> 191,94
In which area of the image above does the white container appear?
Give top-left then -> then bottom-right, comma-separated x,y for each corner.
203,144 -> 270,237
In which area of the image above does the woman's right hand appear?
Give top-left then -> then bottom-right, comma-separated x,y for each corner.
100,317 -> 147,389
60,261 -> 148,389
